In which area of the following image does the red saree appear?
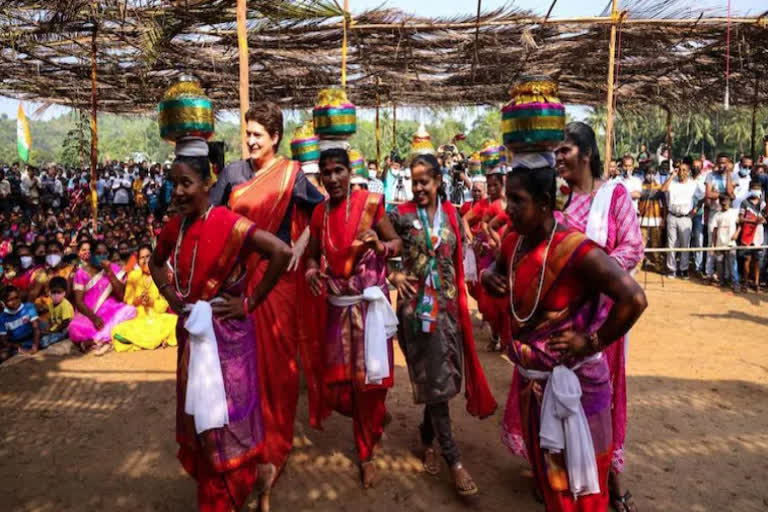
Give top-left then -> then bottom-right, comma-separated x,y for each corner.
229,157 -> 326,471
310,190 -> 391,460
398,201 -> 497,418
156,207 -> 263,512
500,229 -> 612,512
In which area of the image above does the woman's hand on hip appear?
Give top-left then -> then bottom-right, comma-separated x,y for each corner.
305,269 -> 327,297
391,272 -> 418,301
547,330 -> 592,358
211,294 -> 246,320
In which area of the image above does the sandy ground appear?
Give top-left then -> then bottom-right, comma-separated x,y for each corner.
2,275 -> 768,512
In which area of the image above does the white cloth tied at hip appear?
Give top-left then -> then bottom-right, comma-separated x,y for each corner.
463,246 -> 478,284
518,353 -> 602,497
183,300 -> 229,434
327,286 -> 398,385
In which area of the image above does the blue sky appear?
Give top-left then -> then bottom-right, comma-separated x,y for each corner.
0,0 -> 763,121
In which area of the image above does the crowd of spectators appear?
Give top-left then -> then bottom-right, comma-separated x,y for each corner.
0,160 -> 174,361
608,150 -> 768,291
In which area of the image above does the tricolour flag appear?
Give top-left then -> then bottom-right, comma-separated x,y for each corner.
17,103 -> 31,163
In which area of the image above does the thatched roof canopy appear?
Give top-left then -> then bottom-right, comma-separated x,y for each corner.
0,1 -> 766,114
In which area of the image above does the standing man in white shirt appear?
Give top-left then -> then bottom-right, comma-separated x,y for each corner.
731,155 -> 753,209
662,160 -> 703,279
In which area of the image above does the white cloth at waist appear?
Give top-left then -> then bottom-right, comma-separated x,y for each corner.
183,299 -> 229,434
518,353 -> 603,497
327,286 -> 398,385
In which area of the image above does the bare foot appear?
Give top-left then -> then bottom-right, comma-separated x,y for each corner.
256,463 -> 276,493
257,489 -> 270,512
360,460 -> 376,489
93,343 -> 112,357
451,462 -> 478,497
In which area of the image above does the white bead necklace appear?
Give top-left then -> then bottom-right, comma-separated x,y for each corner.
509,218 -> 559,324
173,206 -> 213,299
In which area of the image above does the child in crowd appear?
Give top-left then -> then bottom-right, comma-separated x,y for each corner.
45,276 -> 73,344
0,286 -> 42,361
712,194 -> 740,290
738,181 -> 766,292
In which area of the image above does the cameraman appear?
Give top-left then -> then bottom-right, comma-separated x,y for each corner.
382,153 -> 412,206
445,152 -> 471,206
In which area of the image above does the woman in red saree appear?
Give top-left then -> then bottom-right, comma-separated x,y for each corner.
389,154 -> 497,498
482,166 -> 647,512
150,153 -> 292,512
305,148 -> 402,488
462,172 -> 506,349
216,102 -> 325,510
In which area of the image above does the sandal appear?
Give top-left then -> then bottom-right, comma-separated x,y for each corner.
612,490 -> 638,512
423,447 -> 440,475
451,462 -> 478,497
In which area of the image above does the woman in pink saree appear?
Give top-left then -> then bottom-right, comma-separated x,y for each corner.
69,240 -> 136,354
555,122 -> 644,512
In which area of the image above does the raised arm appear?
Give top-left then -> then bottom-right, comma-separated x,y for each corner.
548,247 -> 647,358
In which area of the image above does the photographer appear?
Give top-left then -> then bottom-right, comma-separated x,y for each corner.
382,153 -> 412,205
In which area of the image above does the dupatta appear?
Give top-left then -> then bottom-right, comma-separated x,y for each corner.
398,200 -> 497,418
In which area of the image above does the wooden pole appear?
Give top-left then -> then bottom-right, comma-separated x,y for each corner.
90,7 -> 99,234
77,109 -> 86,169
750,72 -> 759,158
665,107 -> 673,170
602,0 -> 619,177
236,0 -> 249,158
375,77 -> 381,166
392,102 -> 397,152
341,0 -> 349,89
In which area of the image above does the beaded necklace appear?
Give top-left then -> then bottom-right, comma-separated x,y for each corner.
173,206 -> 213,299
509,218 -> 559,324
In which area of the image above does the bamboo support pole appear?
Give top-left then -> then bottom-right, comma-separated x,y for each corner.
750,72 -> 759,158
392,102 -> 397,151
236,0 -> 249,158
341,0 -> 349,88
341,16 -> 765,32
602,0 -> 619,177
665,107 -> 673,170
78,109 -> 86,169
90,7 -> 99,234
375,77 -> 381,166
198,15 -> 765,36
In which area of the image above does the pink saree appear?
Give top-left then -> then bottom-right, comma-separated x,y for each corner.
69,264 -> 136,345
561,183 -> 644,473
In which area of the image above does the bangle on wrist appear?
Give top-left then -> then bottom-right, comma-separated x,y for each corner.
243,296 -> 251,315
305,268 -> 319,281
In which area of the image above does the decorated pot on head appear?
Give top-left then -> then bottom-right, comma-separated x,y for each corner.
158,75 -> 215,143
348,149 -> 368,185
468,152 -> 485,182
480,140 -> 502,174
502,75 -> 565,153
313,88 -> 356,151
291,121 -> 321,175
410,124 -> 436,159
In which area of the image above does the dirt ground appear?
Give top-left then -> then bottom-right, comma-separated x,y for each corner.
2,275 -> 768,512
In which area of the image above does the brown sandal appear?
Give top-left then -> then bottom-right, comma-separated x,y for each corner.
423,447 -> 440,475
451,462 -> 478,497
612,490 -> 638,512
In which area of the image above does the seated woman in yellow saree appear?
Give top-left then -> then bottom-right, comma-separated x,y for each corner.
112,244 -> 178,352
